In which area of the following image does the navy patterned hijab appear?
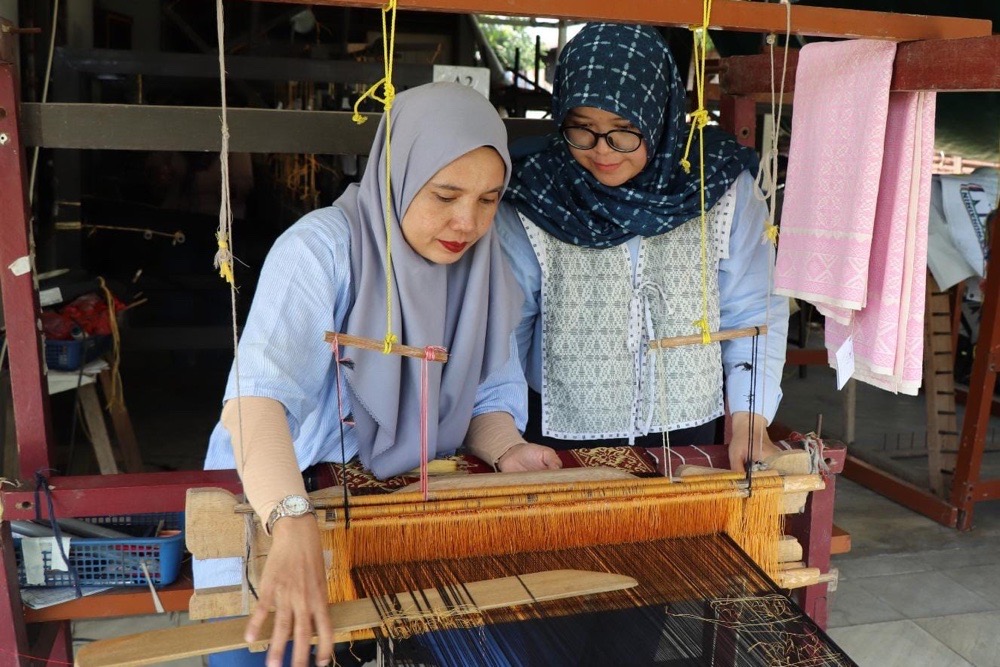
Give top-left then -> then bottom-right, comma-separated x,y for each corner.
506,23 -> 758,248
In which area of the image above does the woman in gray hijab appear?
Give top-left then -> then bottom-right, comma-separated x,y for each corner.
196,82 -> 560,667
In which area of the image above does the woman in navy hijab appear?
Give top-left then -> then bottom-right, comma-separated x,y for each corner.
496,23 -> 789,472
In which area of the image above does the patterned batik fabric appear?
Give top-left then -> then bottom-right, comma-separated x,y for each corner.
522,206 -> 725,442
561,446 -> 659,473
505,22 -> 758,249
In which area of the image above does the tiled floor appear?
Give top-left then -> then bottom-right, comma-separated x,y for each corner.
825,479 -> 1000,667
777,364 -> 1000,667
56,357 -> 1000,665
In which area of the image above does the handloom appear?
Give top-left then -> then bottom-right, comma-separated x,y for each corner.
172,455 -> 848,666
175,2 -> 828,663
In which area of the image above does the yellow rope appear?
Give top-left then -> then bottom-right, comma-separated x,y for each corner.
679,0 -> 714,345
352,0 -> 400,354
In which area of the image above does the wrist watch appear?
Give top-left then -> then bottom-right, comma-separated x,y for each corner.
266,494 -> 315,534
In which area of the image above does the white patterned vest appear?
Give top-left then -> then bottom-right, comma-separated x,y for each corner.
521,204 -> 728,442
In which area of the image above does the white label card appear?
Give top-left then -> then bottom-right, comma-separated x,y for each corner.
39,287 -> 63,307
432,65 -> 491,99
835,336 -> 855,390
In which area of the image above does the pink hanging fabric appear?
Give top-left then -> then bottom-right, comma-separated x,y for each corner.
774,40 -> 897,324
774,40 -> 936,395
825,92 -> 936,395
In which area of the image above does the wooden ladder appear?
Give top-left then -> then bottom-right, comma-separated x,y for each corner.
923,275 -> 959,495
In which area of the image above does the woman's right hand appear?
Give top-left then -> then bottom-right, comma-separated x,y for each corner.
496,442 -> 562,472
244,515 -> 333,667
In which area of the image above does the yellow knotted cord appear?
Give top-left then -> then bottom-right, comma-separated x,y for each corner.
679,0 -> 714,345
352,0 -> 400,354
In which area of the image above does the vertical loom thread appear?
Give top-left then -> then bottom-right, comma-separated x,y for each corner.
320,477 -> 787,605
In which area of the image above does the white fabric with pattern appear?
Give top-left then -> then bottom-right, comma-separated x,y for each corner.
521,202 -> 728,442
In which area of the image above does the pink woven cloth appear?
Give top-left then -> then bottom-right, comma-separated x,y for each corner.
774,40 -> 897,323
825,92 -> 936,395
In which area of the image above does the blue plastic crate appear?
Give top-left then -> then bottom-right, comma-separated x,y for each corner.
44,335 -> 111,371
14,513 -> 184,588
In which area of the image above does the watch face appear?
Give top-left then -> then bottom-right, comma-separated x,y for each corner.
285,496 -> 310,514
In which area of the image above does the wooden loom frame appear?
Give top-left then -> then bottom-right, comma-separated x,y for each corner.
0,3 -> 994,663
718,38 -> 1000,531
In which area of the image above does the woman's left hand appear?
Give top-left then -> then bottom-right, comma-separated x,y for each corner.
496,442 -> 563,472
728,412 -> 781,473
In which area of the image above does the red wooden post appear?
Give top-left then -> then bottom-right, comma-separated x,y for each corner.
1,23 -> 65,665
951,208 -> 1000,530
0,60 -> 55,480
718,94 -> 756,149
0,523 -> 31,666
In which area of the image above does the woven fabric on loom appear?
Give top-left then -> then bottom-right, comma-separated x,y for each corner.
352,534 -> 856,666
774,40 -> 897,322
305,447 -> 659,494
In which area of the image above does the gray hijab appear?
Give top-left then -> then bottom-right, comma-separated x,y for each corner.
337,82 -> 520,480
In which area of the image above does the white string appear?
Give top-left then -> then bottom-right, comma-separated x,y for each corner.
689,444 -> 713,468
749,0 -> 791,462
215,0 -> 252,587
214,0 -> 242,459
652,349 -> 674,478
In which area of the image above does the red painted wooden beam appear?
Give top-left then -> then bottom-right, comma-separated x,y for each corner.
0,58 -> 56,480
0,470 -> 242,520
263,0 -> 991,42
721,35 -> 1000,95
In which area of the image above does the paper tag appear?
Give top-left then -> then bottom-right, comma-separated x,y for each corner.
835,337 -> 855,390
432,65 -> 491,99
21,538 -> 48,585
8,256 -> 30,276
39,287 -> 62,307
47,536 -> 73,572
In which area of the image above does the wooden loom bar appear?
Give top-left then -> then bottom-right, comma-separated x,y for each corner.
325,332 -> 449,362
649,325 -> 768,350
19,105 -> 555,153
0,470 -> 243,522
188,477 -> 823,561
76,570 -> 638,667
265,0 -> 991,41
721,35 -> 1000,95
230,468 -> 809,512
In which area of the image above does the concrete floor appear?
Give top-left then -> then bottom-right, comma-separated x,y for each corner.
776,363 -> 1000,667
55,355 -> 1000,665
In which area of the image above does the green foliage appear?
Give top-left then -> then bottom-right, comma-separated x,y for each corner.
479,20 -> 538,71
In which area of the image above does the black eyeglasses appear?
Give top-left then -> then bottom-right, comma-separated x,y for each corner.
561,125 -> 644,153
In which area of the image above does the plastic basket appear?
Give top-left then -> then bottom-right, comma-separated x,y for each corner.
14,513 -> 184,588
44,335 -> 111,371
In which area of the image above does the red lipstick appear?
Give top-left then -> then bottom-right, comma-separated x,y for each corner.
439,240 -> 468,253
